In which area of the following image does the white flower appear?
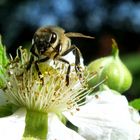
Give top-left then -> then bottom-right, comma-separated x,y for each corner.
0,48 -> 91,140
0,48 -> 139,140
0,89 -> 140,140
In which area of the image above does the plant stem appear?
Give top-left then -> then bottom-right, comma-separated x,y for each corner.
23,110 -> 48,139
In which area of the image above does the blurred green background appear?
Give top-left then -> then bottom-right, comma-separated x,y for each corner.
0,0 -> 140,101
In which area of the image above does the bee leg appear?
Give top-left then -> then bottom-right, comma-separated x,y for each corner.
34,60 -> 42,76
58,58 -> 71,86
61,45 -> 83,84
53,44 -> 62,64
30,44 -> 39,57
72,45 -> 83,79
35,57 -> 50,82
27,44 -> 39,70
27,55 -> 34,70
61,46 -> 75,56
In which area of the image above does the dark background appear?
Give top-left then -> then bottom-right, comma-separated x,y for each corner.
0,0 -> 140,100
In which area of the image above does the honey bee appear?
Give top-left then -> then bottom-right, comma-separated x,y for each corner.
28,26 -> 94,86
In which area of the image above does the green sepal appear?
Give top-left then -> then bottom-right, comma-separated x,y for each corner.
111,39 -> 119,58
129,98 -> 140,111
0,103 -> 19,117
56,112 -> 67,125
0,36 -> 9,67
0,36 -> 9,88
23,110 -> 48,139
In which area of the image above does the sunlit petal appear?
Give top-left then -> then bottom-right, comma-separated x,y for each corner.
64,90 -> 140,140
47,113 -> 85,140
0,108 -> 26,140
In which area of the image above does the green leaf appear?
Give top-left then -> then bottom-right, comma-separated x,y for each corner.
129,98 -> 140,110
121,53 -> 140,74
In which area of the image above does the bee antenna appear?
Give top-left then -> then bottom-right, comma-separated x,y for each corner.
65,32 -> 95,39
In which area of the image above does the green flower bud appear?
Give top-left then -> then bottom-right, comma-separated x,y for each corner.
87,39 -> 132,93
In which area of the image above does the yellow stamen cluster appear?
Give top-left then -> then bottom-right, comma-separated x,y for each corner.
4,48 -> 93,113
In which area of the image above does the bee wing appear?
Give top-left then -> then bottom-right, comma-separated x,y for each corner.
65,32 -> 95,39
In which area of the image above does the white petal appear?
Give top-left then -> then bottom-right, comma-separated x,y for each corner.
62,51 -> 84,68
64,90 -> 140,140
0,108 -> 26,140
50,51 -> 84,71
0,108 -> 85,140
47,113 -> 85,140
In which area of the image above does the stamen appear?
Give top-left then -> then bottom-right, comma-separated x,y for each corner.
4,48 -> 103,114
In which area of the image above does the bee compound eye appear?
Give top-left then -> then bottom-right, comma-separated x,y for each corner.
50,32 -> 57,44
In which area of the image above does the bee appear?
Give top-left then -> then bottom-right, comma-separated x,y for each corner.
28,26 -> 94,86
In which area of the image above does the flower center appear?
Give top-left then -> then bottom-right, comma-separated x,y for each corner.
4,48 -> 92,114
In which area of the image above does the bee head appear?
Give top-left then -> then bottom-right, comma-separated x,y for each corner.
32,27 -> 58,55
